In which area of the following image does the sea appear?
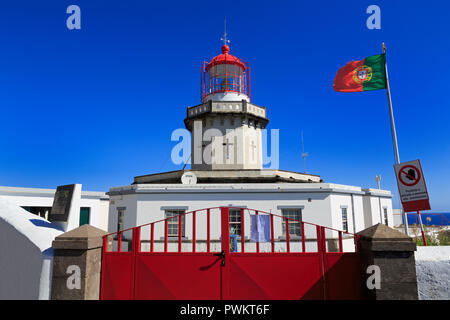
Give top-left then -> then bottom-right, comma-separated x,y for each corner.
404,212 -> 450,226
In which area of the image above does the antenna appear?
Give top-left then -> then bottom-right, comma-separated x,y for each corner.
301,130 -> 309,173
220,17 -> 230,45
375,175 -> 381,189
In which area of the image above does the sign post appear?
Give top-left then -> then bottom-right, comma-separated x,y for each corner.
394,159 -> 430,245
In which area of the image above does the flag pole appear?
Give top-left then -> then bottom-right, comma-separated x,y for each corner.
382,42 -> 409,236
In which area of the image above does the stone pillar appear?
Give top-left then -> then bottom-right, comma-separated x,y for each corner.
357,223 -> 418,300
51,225 -> 107,300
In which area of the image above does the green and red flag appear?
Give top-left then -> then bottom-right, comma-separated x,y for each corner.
333,53 -> 387,92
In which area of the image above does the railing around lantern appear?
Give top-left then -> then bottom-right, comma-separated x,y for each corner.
103,207 -> 360,255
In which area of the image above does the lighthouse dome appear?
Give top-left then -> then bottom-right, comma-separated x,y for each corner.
206,45 -> 246,71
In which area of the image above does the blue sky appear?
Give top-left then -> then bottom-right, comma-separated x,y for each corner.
0,1 -> 449,211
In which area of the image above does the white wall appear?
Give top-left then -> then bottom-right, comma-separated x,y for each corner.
107,183 -> 393,249
109,190 -> 333,240
362,189 -> 393,229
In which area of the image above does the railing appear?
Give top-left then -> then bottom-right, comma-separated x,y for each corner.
103,207 -> 360,255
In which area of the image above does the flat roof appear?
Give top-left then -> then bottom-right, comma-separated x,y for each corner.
0,186 -> 109,200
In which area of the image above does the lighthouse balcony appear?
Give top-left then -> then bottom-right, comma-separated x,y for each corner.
185,100 -> 267,122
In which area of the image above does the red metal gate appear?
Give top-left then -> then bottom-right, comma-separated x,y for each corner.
100,207 -> 363,300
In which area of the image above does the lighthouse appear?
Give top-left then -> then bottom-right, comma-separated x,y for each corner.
106,30 -> 394,244
185,41 -> 268,170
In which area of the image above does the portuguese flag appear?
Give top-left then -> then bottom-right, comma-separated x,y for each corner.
333,54 -> 387,92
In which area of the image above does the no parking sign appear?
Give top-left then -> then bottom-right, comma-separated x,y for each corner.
394,159 -> 431,212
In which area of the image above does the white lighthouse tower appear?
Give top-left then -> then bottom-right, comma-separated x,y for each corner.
185,35 -> 268,170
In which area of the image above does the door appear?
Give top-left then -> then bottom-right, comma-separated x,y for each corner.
79,207 -> 90,226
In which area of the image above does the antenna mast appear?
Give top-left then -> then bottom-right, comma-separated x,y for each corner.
301,130 -> 309,173
220,17 -> 230,45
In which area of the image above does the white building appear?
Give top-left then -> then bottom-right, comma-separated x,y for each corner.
0,185 -> 109,231
106,42 -> 394,249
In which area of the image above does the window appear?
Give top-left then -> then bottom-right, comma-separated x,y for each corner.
165,209 -> 185,237
229,209 -> 242,236
384,208 -> 388,226
282,208 -> 302,236
117,208 -> 125,232
341,207 -> 348,232
21,206 -> 52,219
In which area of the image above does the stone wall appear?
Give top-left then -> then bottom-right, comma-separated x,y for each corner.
415,246 -> 450,300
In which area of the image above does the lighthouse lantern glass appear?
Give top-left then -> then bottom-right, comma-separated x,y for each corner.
202,56 -> 250,102
208,64 -> 242,93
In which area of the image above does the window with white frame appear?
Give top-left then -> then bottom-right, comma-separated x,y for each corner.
282,208 -> 302,236
229,208 -> 242,236
165,209 -> 185,237
341,207 -> 348,232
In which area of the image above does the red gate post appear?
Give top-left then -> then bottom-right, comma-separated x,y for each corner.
338,231 -> 343,253
220,207 -> 231,300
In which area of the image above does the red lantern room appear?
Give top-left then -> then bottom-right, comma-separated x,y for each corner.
201,44 -> 251,103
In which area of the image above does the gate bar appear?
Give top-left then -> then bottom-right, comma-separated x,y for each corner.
301,222 -> 306,253
317,226 -> 327,300
118,231 -> 122,253
207,208 -> 210,253
270,214 -> 275,253
164,220 -> 168,253
321,227 -> 327,253
286,218 -> 290,253
221,207 -> 230,254
240,208 -> 245,252
255,210 -> 260,253
178,215 -> 182,252
192,211 -> 196,253
130,227 -> 140,300
150,223 -> 154,253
